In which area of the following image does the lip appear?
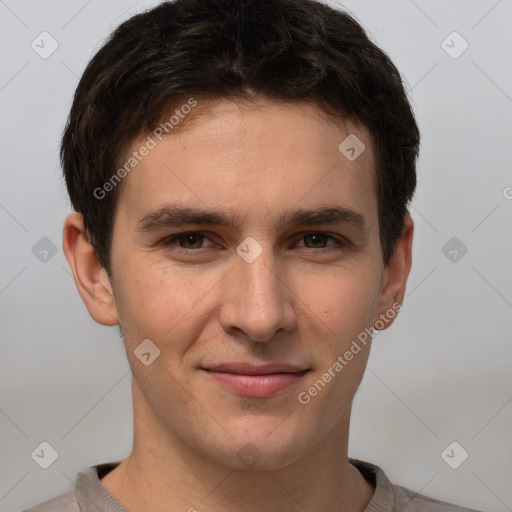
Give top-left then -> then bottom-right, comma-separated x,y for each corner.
201,363 -> 309,397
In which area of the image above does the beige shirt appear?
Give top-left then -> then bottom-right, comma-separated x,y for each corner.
23,458 -> 483,512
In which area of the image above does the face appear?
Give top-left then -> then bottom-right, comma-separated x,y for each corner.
85,98 -> 409,470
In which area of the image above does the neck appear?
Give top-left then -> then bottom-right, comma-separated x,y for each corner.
100,381 -> 374,512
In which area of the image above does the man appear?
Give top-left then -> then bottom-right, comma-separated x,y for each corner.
24,0 -> 484,510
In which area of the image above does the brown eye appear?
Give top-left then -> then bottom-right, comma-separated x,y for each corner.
299,233 -> 341,249
176,233 -> 204,249
303,233 -> 330,248
162,232 -> 213,251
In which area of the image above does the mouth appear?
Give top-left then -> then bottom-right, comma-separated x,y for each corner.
200,363 -> 309,397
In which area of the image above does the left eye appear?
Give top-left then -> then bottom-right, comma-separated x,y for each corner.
297,233 -> 339,249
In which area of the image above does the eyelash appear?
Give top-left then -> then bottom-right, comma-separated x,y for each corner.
161,231 -> 346,254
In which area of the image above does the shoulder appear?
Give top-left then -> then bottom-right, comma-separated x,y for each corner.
21,490 -> 80,512
349,458 -> 485,512
393,484 -> 484,512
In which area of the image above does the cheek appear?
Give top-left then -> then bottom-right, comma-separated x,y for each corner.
296,265 -> 381,341
294,273 -> 379,427
112,259 -> 222,349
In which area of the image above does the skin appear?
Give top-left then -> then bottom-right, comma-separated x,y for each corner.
63,97 -> 413,512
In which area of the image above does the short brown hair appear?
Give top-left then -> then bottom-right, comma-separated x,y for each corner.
61,0 -> 420,274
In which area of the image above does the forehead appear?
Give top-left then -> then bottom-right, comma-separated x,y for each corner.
115,97 -> 378,229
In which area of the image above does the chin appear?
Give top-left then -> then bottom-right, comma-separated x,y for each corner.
204,419 -> 313,471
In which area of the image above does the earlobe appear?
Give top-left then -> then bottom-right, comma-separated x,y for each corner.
62,212 -> 120,326
374,215 -> 414,330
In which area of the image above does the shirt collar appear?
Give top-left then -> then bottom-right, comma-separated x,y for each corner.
74,458 -> 396,512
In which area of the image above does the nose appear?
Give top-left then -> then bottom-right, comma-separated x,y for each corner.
219,242 -> 297,343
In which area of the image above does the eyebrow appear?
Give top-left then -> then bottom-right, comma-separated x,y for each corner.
136,203 -> 369,233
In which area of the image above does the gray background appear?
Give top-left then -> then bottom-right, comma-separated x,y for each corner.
1,0 -> 511,511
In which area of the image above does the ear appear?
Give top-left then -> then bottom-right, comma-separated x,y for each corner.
374,215 -> 414,330
62,212 -> 120,326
